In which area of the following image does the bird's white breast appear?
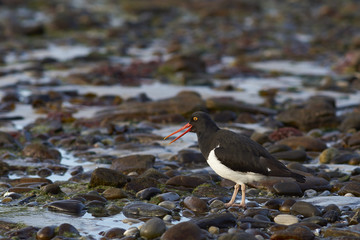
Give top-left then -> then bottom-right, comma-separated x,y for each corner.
207,146 -> 266,185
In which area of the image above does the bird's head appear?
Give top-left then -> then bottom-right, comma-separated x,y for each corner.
164,111 -> 218,144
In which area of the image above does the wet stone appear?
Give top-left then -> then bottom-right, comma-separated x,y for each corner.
273,181 -> 303,196
270,225 -> 315,240
37,167 -> 53,178
36,226 -> 56,240
322,209 -> 340,223
152,192 -> 180,203
272,149 -> 308,162
183,196 -> 208,213
338,181 -> 360,196
58,223 -> 80,237
22,142 -> 61,161
319,147 -> 339,164
140,217 -> 167,239
176,150 -> 206,165
219,232 -> 258,240
136,187 -> 162,200
111,154 -> 155,174
102,187 -> 127,200
192,213 -> 237,229
125,177 -> 159,192
159,201 -> 177,210
277,136 -> 327,152
166,175 -> 206,188
274,214 -> 299,225
102,227 -> 125,239
264,199 -> 284,210
89,167 -> 127,188
47,200 -> 85,215
290,201 -> 321,217
76,192 -> 107,202
161,221 -> 205,240
123,202 -> 171,218
302,216 -> 328,226
41,183 -> 62,194
323,227 -> 360,238
6,226 -> 40,239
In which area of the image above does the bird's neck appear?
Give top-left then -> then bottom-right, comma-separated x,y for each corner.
197,124 -> 219,158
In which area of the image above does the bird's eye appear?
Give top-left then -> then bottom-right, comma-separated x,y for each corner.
193,116 -> 198,121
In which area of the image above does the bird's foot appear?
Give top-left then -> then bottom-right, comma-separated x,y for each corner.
224,202 -> 246,208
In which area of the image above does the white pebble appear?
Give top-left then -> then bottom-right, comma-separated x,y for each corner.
274,214 -> 299,225
319,190 -> 331,196
304,189 -> 317,197
124,227 -> 139,237
163,214 -> 172,222
345,193 -> 355,197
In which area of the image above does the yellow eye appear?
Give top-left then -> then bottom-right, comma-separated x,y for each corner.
193,116 -> 198,121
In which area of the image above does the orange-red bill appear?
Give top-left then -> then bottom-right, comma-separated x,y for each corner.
164,123 -> 192,144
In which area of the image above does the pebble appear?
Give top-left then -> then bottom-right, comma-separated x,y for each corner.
41,183 -> 62,194
161,221 -> 205,240
159,201 -> 177,210
47,200 -> 85,215
208,226 -> 219,235
102,227 -> 125,238
290,201 -> 321,217
192,213 -> 237,229
89,167 -> 127,187
36,226 -> 56,240
274,214 -> 299,225
183,196 -> 208,213
273,181 -> 303,196
304,189 -> 317,197
338,181 -> 360,196
58,223 -> 80,237
124,227 -> 140,237
102,187 -> 128,199
270,225 -> 315,240
166,175 -> 206,188
136,187 -> 162,200
111,154 -> 155,174
123,202 -> 171,218
140,217 -> 167,239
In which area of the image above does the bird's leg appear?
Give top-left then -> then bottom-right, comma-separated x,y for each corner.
225,183 -> 246,208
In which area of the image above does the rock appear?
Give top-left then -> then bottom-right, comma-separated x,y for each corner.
0,161 -> 10,175
0,131 -> 20,149
37,168 -> 53,178
290,201 -> 321,217
339,182 -> 360,196
6,226 -> 40,239
58,223 -> 80,237
89,167 -> 127,187
47,200 -> 85,215
102,187 -> 127,200
277,136 -> 327,151
279,199 -> 297,212
9,177 -> 52,186
140,217 -> 167,239
264,199 -> 284,210
36,226 -> 56,240
301,216 -> 327,226
273,181 -> 303,196
319,147 -> 339,164
159,201 -> 177,210
323,227 -> 360,238
111,154 -> 155,174
270,225 -> 315,240
125,177 -> 159,192
123,202 -> 171,218
276,96 -> 337,131
140,168 -> 169,180
272,150 -> 308,162
348,132 -> 360,147
152,192 -> 180,203
161,221 -> 205,240
206,97 -> 276,115
96,91 -> 205,123
192,182 -> 229,198
213,110 -> 237,123
166,175 -> 207,188
297,176 -> 331,192
176,150 -> 206,165
339,112 -> 360,132
22,142 -> 61,161
102,227 -> 125,238
219,232 -> 258,240
41,184 -> 62,194
269,127 -> 303,141
322,210 -> 340,223
183,196 -> 208,213
76,192 -> 107,202
136,187 -> 162,200
191,213 -> 237,229
304,189 -> 317,198
274,214 -> 299,225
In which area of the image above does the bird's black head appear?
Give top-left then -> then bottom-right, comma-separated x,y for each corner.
164,111 -> 219,144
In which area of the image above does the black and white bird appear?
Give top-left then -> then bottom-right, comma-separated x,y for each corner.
164,111 -> 306,208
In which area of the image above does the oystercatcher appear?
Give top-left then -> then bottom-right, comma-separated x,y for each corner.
164,111 -> 306,208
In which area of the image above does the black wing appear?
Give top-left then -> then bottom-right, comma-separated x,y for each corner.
213,130 -> 301,179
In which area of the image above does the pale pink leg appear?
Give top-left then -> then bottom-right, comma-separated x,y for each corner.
224,183 -> 247,208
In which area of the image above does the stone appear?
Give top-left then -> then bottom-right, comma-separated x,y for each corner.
192,182 -> 229,198
273,181 -> 303,196
183,196 -> 208,213
290,201 -> 321,217
111,154 -> 155,174
323,227 -> 360,238
41,183 -> 62,194
319,148 -> 339,164
166,175 -> 206,188
102,187 -> 127,200
270,225 -> 315,240
338,182 -> 360,196
136,187 -> 162,200
274,214 -> 299,225
125,177 -> 159,192
339,112 -> 360,132
123,202 -> 171,218
0,131 -> 20,149
89,167 -> 127,188
277,136 -> 327,151
37,168 -> 52,178
192,213 -> 237,229
272,149 -> 308,162
36,226 -> 56,240
140,217 -> 167,239
218,232 -> 258,240
269,127 -> 303,142
176,150 -> 206,165
102,227 -> 125,238
6,226 -> 39,239
58,223 -> 80,237
22,142 -> 61,161
322,209 -> 340,223
161,221 -> 205,240
264,199 -> 284,210
47,200 -> 85,215
301,216 -> 327,226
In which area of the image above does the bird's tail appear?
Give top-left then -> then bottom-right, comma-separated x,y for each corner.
291,171 -> 306,183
